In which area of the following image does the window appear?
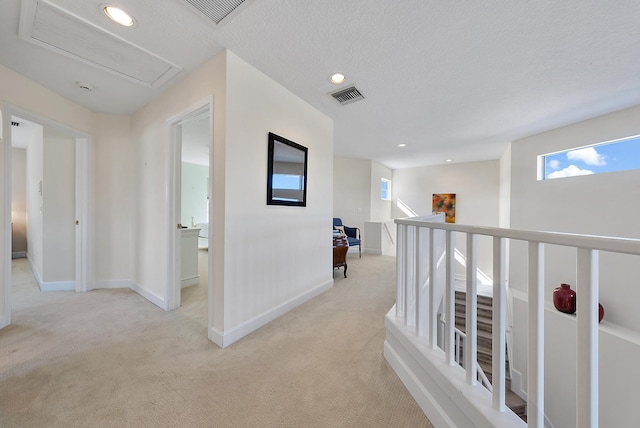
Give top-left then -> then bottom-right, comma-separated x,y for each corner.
273,174 -> 304,191
381,178 -> 391,200
540,135 -> 640,180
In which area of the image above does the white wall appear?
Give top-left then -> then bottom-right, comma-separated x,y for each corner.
392,160 -> 501,278
25,124 -> 44,279
370,161 -> 393,222
333,157 -> 371,232
130,50 -> 333,346
91,113 -> 134,285
509,104 -> 640,328
224,51 -> 333,337
508,104 -> 640,427
181,162 -> 208,227
0,63 -> 122,326
42,131 -> 75,282
129,52 -> 226,308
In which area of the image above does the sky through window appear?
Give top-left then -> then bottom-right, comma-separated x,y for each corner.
542,136 -> 640,179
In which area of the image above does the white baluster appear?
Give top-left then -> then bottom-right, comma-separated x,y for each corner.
415,226 -> 424,335
576,248 -> 599,428
492,237 -> 506,412
429,228 -> 438,349
445,230 -> 456,365
465,233 -> 478,386
528,241 -> 544,428
396,223 -> 405,319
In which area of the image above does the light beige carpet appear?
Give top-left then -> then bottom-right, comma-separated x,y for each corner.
1,252 -> 433,428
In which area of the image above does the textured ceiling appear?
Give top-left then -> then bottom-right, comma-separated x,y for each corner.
2,0 -> 640,169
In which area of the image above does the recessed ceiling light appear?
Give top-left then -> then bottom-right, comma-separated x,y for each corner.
446,159 -> 453,162
397,143 -> 407,148
329,72 -> 346,84
103,5 -> 135,27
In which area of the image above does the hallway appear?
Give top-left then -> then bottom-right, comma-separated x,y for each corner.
1,255 -> 432,427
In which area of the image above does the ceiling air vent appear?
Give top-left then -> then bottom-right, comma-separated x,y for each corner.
330,86 -> 365,106
182,0 -> 253,26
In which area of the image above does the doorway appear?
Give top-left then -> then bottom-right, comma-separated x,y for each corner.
166,102 -> 212,323
2,105 -> 90,326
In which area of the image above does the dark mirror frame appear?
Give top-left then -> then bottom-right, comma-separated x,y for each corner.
267,132 -> 308,207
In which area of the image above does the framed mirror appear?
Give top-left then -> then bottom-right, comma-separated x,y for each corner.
267,132 -> 308,206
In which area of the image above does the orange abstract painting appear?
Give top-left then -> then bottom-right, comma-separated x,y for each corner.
432,193 -> 456,223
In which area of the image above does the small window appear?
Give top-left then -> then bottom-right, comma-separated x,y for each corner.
273,173 -> 304,191
381,178 -> 391,200
540,135 -> 640,180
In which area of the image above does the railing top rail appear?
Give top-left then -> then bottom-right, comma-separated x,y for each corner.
395,217 -> 640,256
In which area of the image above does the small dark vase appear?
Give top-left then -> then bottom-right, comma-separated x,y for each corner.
553,283 -> 576,314
599,303 -> 604,323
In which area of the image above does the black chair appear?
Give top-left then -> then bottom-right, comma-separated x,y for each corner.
333,218 -> 361,258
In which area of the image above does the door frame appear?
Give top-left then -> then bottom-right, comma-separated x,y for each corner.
166,99 -> 213,311
1,104 -> 91,326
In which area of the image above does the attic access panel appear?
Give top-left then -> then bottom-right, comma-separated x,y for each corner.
19,0 -> 182,88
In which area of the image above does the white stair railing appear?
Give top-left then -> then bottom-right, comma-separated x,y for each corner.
454,326 -> 493,392
391,215 -> 640,428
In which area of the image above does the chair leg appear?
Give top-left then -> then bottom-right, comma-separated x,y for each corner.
344,264 -> 347,278
359,245 -> 361,258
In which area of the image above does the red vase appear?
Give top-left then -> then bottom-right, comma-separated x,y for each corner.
599,303 -> 604,323
553,283 -> 576,314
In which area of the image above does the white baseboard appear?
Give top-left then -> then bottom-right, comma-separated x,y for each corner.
510,367 -> 527,402
92,279 -> 132,290
129,282 -> 167,310
0,315 -> 10,330
181,275 -> 199,288
210,278 -> 334,348
26,257 -> 75,292
39,280 -> 75,292
11,251 -> 26,259
363,248 -> 382,255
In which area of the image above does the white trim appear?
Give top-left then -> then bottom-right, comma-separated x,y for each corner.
2,107 -> 12,328
27,255 -> 75,291
181,276 -> 199,288
129,282 -> 167,310
211,279 -> 334,348
75,137 -> 91,292
92,279 -> 131,289
11,251 -> 26,259
166,100 -> 212,312
384,306 -> 526,428
1,104 -> 92,323
39,280 -> 75,292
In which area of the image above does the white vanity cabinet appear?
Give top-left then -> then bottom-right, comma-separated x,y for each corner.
181,228 -> 200,288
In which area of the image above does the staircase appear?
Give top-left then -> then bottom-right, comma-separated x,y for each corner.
454,290 -> 527,421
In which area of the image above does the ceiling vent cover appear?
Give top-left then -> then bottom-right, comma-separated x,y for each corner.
330,86 -> 365,106
181,0 -> 252,25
